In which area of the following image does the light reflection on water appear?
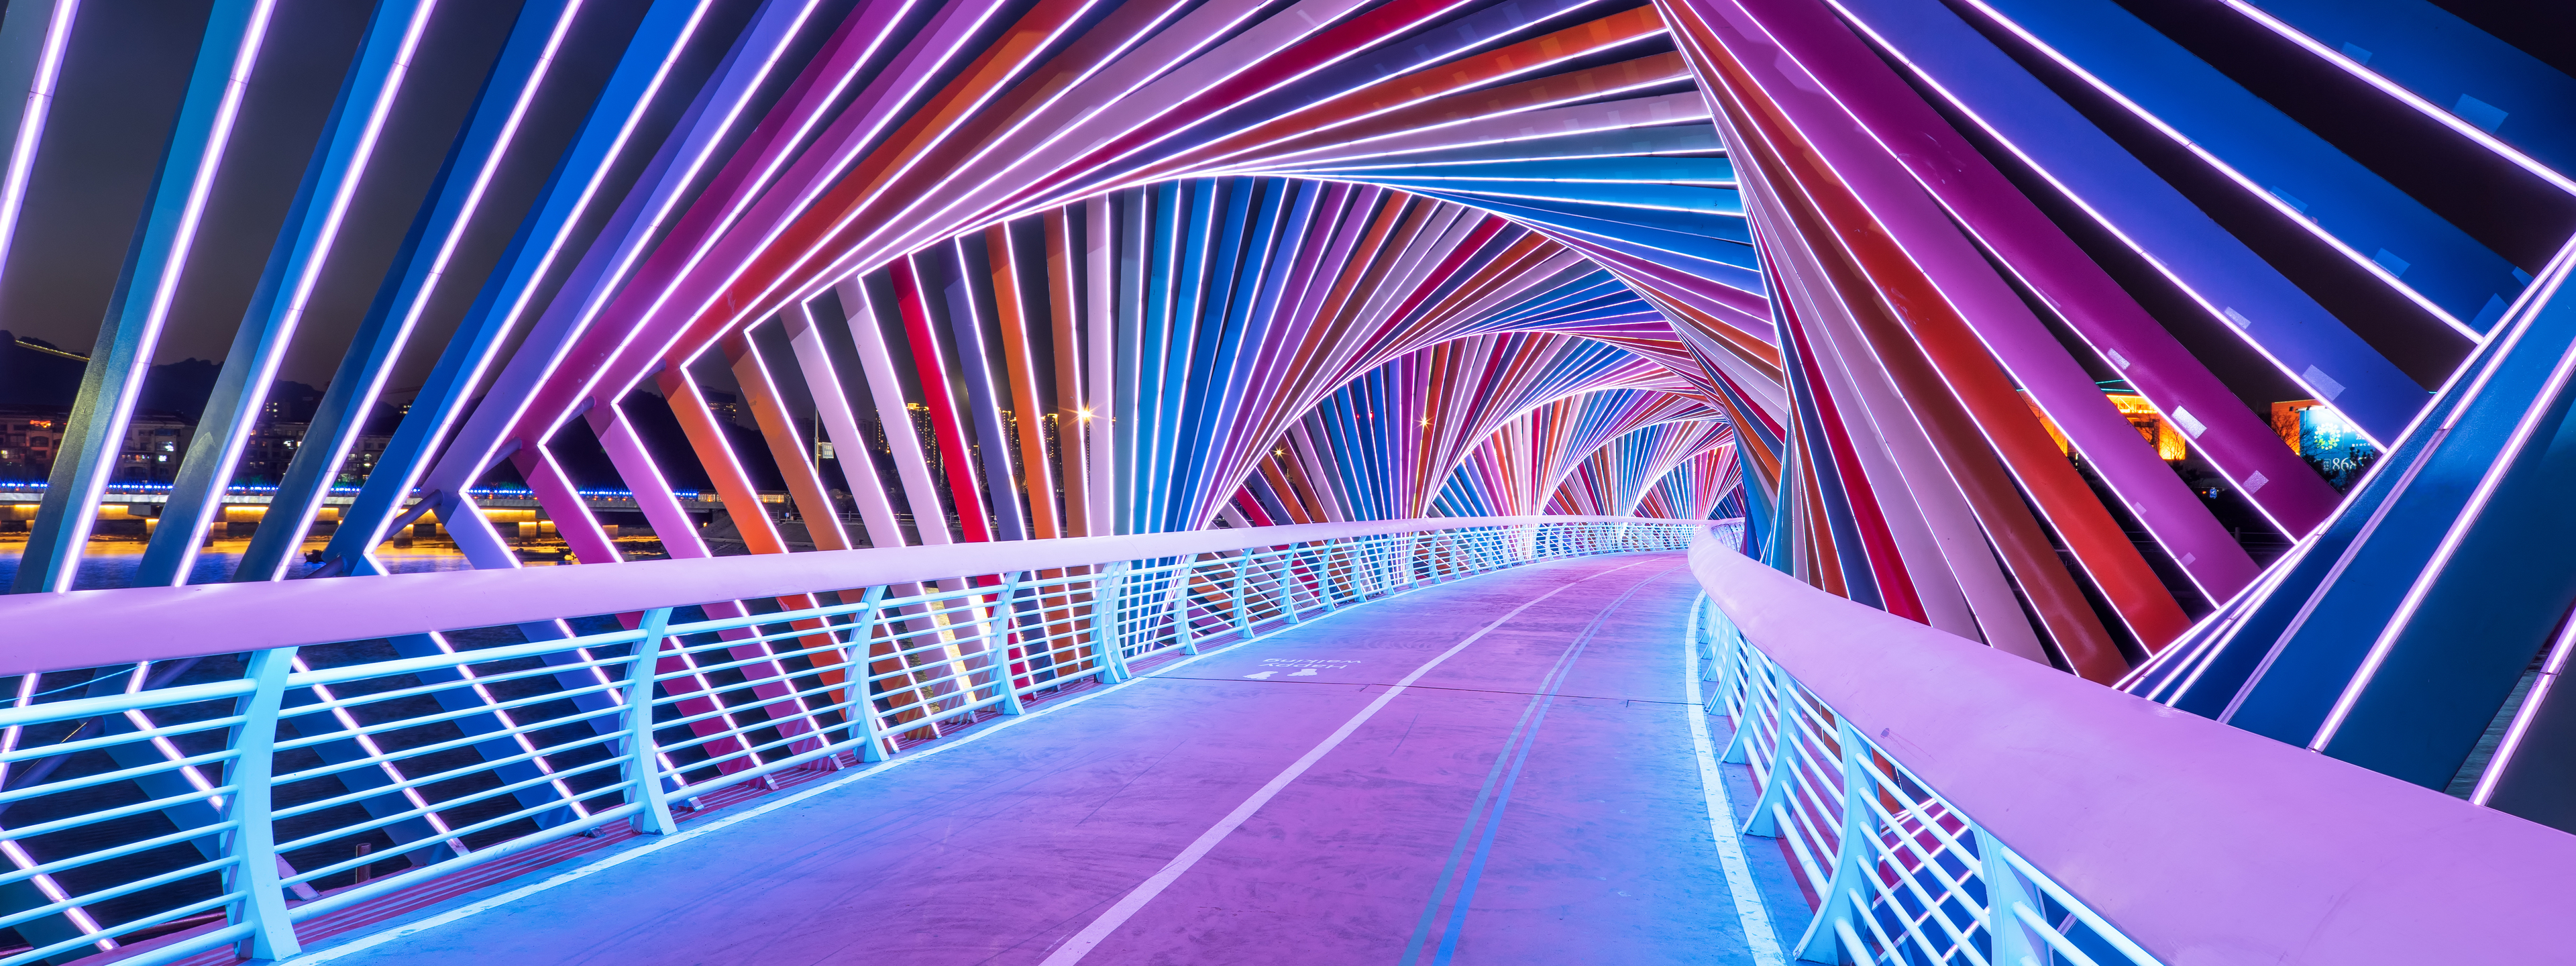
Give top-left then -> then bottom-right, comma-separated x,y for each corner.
0,539 -> 555,591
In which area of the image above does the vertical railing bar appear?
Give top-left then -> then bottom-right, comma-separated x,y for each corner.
223,647 -> 300,961
1230,551 -> 1254,639
1092,561 -> 1133,682
835,588 -> 893,763
622,608 -> 678,837
987,572 -> 1029,716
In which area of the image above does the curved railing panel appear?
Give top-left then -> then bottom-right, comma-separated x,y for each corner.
1687,530 -> 2576,965
0,517 -> 1702,965
0,516 -> 1671,676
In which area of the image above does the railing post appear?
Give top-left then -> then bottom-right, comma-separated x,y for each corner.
1739,668 -> 1799,833
985,572 -> 1029,715
1314,541 -> 1342,611
1171,559 -> 1200,656
221,647 -> 302,961
836,587 -> 894,762
1704,598 -> 1741,716
1270,549 -> 1303,625
1975,823 -> 2045,966
623,607 -> 680,836
1791,717 -> 1880,963
1717,656 -> 1763,766
1091,561 -> 1133,682
1230,552 -> 1254,639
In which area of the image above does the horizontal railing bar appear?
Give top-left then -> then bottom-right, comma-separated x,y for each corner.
0,785 -> 242,859
0,712 -> 251,764
289,802 -> 645,921
286,630 -> 648,689
0,678 -> 258,729
0,518 -> 1662,674
273,730 -> 628,830
0,745 -> 239,807
272,676 -> 633,756
14,903 -> 250,966
272,712 -> 629,814
0,853 -> 241,931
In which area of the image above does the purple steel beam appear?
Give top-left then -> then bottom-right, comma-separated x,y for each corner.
1675,0 -> 2262,602
1722,0 -> 2341,539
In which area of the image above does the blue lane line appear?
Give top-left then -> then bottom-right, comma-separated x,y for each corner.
1403,566 -> 1678,965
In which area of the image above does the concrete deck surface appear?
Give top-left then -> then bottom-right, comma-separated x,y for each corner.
313,552 -> 1803,965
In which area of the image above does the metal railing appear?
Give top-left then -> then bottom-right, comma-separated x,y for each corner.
1695,597 -> 2159,966
1683,528 -> 2576,966
0,517 -> 1700,964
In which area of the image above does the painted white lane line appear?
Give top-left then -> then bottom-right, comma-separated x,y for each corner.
1682,594 -> 1786,966
1038,559 -> 1654,965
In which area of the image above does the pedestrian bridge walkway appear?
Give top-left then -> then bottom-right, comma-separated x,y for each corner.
0,518 -> 2561,966
311,553 -> 1799,965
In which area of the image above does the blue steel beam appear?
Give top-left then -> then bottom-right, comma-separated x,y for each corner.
136,0 -> 441,589
2208,250 -> 2576,785
233,0 -> 585,584
11,0 -> 277,594
1966,0 -> 2527,331
1833,0 -> 2441,446
317,0 -> 716,575
0,0 -> 79,289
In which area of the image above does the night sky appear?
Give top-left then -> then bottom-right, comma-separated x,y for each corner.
0,0 -> 758,394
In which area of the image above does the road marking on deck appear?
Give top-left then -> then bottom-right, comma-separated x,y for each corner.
1683,594 -> 1787,966
1038,559 -> 1655,965
282,554 -> 1509,965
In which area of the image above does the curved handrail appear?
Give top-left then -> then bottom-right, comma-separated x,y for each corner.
0,518 -> 1711,965
1687,530 -> 2575,964
0,515 -> 1687,676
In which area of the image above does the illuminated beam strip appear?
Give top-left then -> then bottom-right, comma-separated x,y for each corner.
936,237 -> 1032,541
669,0 -> 1529,378
12,0 -> 277,594
1665,0 -> 2197,647
321,0 -> 718,572
0,0 -> 80,299
138,0 -> 442,588
1827,0 -> 2436,447
987,222 -> 1063,539
893,254 -> 999,542
1134,3 -> 1668,180
1727,0 -> 2339,539
509,0 -> 975,449
461,0 -> 829,487
878,0 -> 1487,256
239,0 -> 588,583
515,0 -> 1051,452
1224,91 -> 1711,174
1954,0 -> 2493,334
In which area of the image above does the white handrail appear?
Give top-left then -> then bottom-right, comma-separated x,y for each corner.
1686,528 -> 2576,965
0,518 -> 1707,966
0,515 -> 1678,676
